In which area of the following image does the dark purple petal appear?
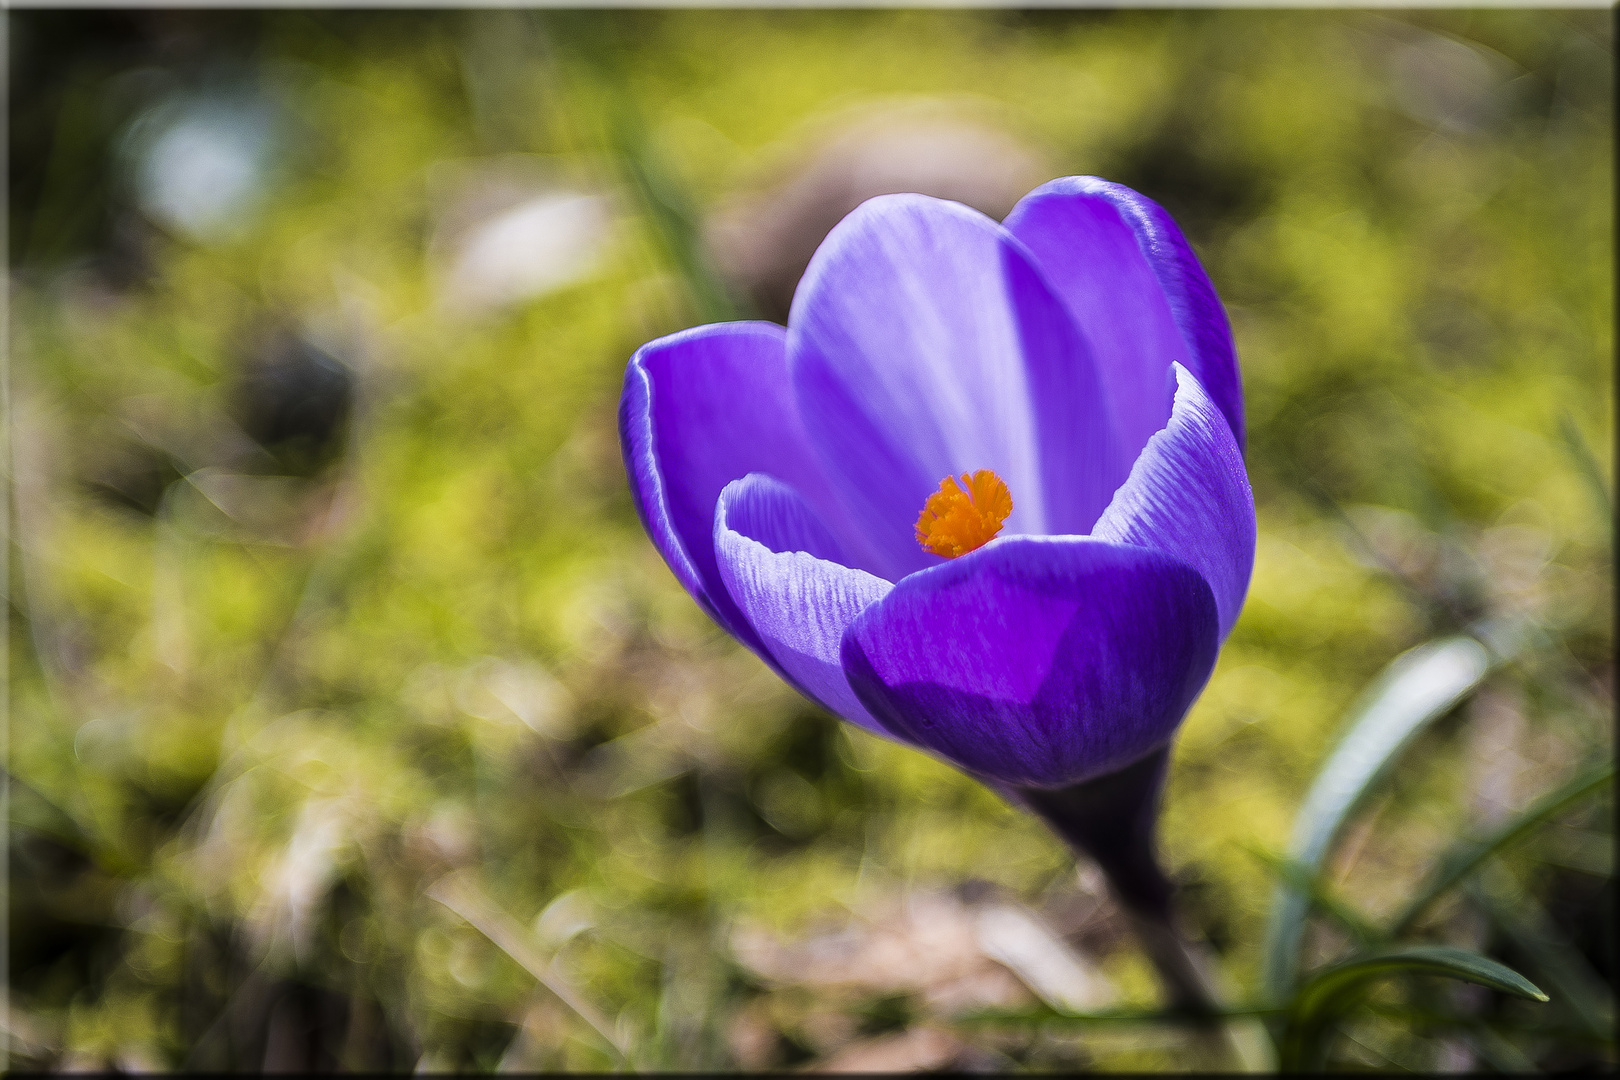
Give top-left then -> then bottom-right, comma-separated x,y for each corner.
715,474 -> 893,733
789,194 -> 1124,581
1092,364 -> 1255,639
840,536 -> 1219,788
620,322 -> 849,650
1005,176 -> 1245,458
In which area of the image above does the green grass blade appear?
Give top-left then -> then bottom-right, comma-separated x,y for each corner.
1464,1026 -> 1542,1075
1467,866 -> 1616,1043
1261,636 -> 1492,1001
1390,761 -> 1614,936
1247,845 -> 1381,946
426,872 -> 631,1066
1296,945 -> 1548,1017
1282,946 -> 1547,1070
1282,466 -> 1454,619
609,105 -> 741,326
957,1003 -> 1284,1026
1556,411 -> 1612,534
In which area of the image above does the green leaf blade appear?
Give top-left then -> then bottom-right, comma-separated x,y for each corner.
1297,946 -> 1549,1018
1283,946 -> 1547,1070
956,1003 -> 1283,1027
1390,760 -> 1615,937
1248,845 -> 1380,946
1557,410 -> 1613,533
1262,636 -> 1492,1001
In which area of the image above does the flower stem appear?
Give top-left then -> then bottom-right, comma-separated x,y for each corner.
1120,908 -> 1221,1015
1013,747 -> 1216,1013
1012,749 -> 1273,1071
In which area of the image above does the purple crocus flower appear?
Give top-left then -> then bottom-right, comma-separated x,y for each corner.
620,176 -> 1254,799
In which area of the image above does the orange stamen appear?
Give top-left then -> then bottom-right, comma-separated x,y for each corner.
915,469 -> 1013,559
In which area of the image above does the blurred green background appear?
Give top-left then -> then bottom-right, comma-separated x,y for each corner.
7,8 -> 1612,1072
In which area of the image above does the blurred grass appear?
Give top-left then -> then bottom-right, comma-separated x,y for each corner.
7,8 -> 1613,1072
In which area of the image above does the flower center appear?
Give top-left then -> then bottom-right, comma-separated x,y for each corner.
914,469 -> 1013,559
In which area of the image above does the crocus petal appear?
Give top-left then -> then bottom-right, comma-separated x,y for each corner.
841,536 -> 1219,788
620,322 -> 848,650
1091,363 -> 1254,640
789,194 -> 1123,581
715,473 -> 893,733
1005,176 -> 1245,459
